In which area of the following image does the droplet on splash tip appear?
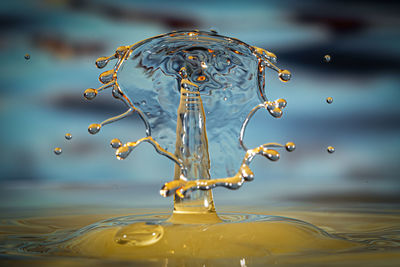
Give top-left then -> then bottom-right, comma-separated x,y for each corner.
65,133 -> 72,140
99,70 -> 115,84
115,222 -> 164,246
323,54 -> 331,63
278,69 -> 291,82
24,53 -> 30,60
285,142 -> 296,152
110,138 -> 122,149
83,88 -> 98,100
326,97 -> 333,104
53,147 -> 62,155
269,107 -> 283,118
276,98 -> 287,108
327,146 -> 335,153
116,146 -> 130,160
88,123 -> 101,135
262,148 -> 280,161
95,56 -> 109,68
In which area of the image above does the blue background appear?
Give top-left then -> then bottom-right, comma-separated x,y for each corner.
0,0 -> 399,210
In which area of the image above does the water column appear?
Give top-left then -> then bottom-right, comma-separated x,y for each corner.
172,72 -> 216,214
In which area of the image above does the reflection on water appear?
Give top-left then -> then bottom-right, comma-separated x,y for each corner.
1,207 -> 399,266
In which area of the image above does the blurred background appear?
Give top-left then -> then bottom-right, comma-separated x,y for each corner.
0,0 -> 399,211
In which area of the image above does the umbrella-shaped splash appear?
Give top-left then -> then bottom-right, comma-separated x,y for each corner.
84,30 -> 294,213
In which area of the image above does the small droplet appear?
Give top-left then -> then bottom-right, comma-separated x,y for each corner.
223,97 -> 228,101
95,56 -> 109,68
83,88 -> 97,100
275,98 -> 287,108
262,149 -> 280,161
278,69 -> 291,82
323,54 -> 331,63
285,142 -> 296,152
88,123 -> 101,135
110,138 -> 122,149
115,222 -> 164,247
65,133 -> 72,140
99,70 -> 115,84
326,97 -> 333,104
116,146 -> 130,160
53,147 -> 62,155
141,100 -> 146,105
327,146 -> 335,153
24,54 -> 30,60
269,107 -> 283,118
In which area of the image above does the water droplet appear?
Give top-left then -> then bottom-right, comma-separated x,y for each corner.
327,146 -> 335,153
110,138 -> 122,149
115,222 -> 164,247
116,146 -> 130,160
24,54 -> 30,60
88,123 -> 101,135
326,97 -> 333,104
65,133 -> 72,140
269,107 -> 282,118
285,142 -> 296,152
323,54 -> 331,63
141,100 -> 146,105
95,56 -> 109,68
262,149 -> 280,161
83,88 -> 97,100
223,97 -> 228,101
275,98 -> 287,108
99,70 -> 115,84
278,69 -> 291,82
115,46 -> 129,57
53,147 -> 62,155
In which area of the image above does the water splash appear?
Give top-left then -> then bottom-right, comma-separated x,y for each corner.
83,30 -> 294,201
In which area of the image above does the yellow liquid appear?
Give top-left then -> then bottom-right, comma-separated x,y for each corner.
1,207 -> 400,266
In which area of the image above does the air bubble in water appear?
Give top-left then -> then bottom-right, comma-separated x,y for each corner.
324,55 -> 331,62
54,147 -> 62,155
327,146 -> 335,153
88,124 -> 101,135
326,97 -> 333,104
24,54 -> 30,60
278,69 -> 291,82
114,222 -> 164,246
110,138 -> 122,149
65,133 -> 72,140
141,100 -> 146,105
84,88 -> 97,100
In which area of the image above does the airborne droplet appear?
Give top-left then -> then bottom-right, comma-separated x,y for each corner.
327,146 -> 335,153
84,88 -> 97,100
278,69 -> 291,82
65,133 -> 72,140
88,123 -> 101,135
323,54 -> 331,63
53,147 -> 62,155
24,53 -> 30,60
114,222 -> 164,246
326,97 -> 333,104
110,138 -> 122,149
285,142 -> 296,152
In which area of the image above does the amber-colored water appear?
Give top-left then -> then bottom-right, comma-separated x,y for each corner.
1,206 -> 399,266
